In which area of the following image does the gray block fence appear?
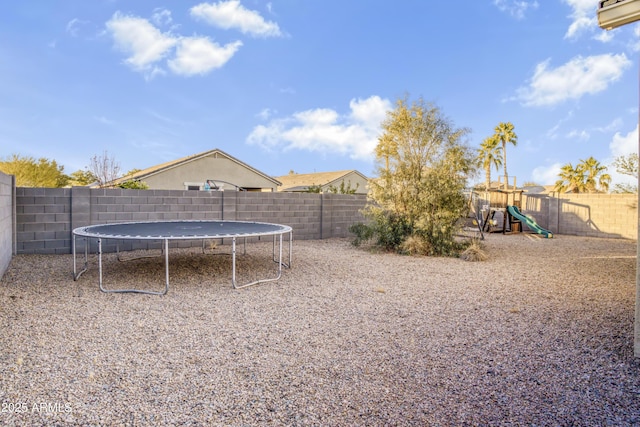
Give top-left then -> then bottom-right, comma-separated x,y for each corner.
15,187 -> 368,255
2,184 -> 636,261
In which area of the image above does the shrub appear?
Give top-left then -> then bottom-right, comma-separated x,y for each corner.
351,96 -> 476,257
459,238 -> 488,262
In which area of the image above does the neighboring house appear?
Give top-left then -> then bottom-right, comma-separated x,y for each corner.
111,149 -> 281,191
275,170 -> 369,194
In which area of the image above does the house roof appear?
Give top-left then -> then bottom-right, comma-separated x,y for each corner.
112,148 -> 281,186
275,170 -> 369,191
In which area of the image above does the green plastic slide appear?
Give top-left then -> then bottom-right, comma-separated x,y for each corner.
507,205 -> 553,238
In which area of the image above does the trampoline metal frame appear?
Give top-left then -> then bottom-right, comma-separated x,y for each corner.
72,220 -> 292,295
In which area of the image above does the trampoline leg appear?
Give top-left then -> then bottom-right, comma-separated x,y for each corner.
72,234 -> 88,281
232,237 -> 237,288
164,239 -> 169,292
272,231 -> 292,268
232,232 -> 289,289
98,238 -> 104,291
289,231 -> 292,267
98,238 -> 169,295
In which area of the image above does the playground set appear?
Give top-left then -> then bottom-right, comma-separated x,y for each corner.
465,177 -> 553,239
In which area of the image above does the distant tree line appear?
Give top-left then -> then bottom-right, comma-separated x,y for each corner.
0,151 -> 148,189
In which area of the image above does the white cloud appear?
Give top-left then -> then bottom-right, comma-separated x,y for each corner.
532,162 -> 563,185
631,25 -> 640,52
515,54 -> 631,107
66,18 -> 89,37
594,117 -> 623,133
168,36 -> 242,76
563,0 -> 598,39
105,10 -> 243,78
105,12 -> 177,72
593,29 -> 614,43
256,108 -> 275,120
493,0 -> 539,20
609,124 -> 639,157
190,1 -> 283,37
566,129 -> 590,141
545,111 -> 576,139
279,87 -> 296,95
246,96 -> 392,161
94,116 -> 115,125
151,8 -> 173,26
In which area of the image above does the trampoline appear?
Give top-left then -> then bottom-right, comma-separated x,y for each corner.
72,220 -> 292,295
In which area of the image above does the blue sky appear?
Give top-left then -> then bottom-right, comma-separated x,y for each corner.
0,0 -> 638,187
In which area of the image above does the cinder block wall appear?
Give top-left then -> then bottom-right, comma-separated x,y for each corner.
522,193 -> 637,239
554,193 -> 637,239
522,194 -> 550,231
16,187 -> 72,254
16,188 -> 368,254
15,187 -> 639,255
321,193 -> 367,238
0,172 -> 14,278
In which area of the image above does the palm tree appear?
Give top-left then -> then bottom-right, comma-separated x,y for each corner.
580,156 -> 611,193
554,157 -> 611,193
554,163 -> 585,193
493,122 -> 518,189
477,136 -> 503,191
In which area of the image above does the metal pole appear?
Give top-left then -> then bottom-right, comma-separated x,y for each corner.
635,54 -> 640,357
72,233 -> 77,278
232,237 -> 237,288
164,239 -> 169,290
98,238 -> 103,290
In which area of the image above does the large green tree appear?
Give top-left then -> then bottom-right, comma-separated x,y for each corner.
492,122 -> 517,188
0,154 -> 69,187
477,136 -> 502,191
353,96 -> 476,256
68,169 -> 98,186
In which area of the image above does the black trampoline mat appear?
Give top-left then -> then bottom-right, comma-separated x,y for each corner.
73,220 -> 292,240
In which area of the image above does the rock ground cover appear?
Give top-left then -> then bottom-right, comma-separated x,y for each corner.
0,234 -> 639,426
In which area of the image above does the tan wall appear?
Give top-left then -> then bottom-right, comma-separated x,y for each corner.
144,156 -> 277,191
522,193 -> 637,240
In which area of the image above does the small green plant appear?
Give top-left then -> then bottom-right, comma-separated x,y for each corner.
349,222 -> 374,247
305,184 -> 322,193
349,211 -> 414,252
117,179 -> 149,189
327,181 -> 359,194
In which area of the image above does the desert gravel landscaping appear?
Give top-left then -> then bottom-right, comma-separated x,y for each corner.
1,234 -> 639,426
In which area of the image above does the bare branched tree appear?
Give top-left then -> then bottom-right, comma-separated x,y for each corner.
89,151 -> 121,188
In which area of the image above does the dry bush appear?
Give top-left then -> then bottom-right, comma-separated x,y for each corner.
459,238 -> 488,262
400,234 -> 431,256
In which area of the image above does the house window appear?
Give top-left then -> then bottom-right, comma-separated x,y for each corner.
184,182 -> 203,191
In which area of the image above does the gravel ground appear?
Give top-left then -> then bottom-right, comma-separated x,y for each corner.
0,233 -> 639,426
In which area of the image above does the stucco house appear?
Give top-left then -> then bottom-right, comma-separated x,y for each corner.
275,170 -> 369,194
112,149 -> 281,191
